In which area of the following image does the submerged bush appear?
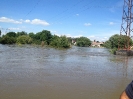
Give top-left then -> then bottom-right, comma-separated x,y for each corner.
76,37 -> 91,47
0,35 -> 16,44
50,35 -> 70,48
109,48 -> 117,55
17,35 -> 32,44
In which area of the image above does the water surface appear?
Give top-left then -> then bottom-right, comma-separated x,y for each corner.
0,45 -> 133,99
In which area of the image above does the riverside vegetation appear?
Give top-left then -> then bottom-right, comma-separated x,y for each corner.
0,29 -> 133,52
103,34 -> 133,54
0,30 -> 91,48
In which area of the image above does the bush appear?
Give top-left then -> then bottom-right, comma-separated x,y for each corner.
17,35 -> 32,44
109,48 -> 117,55
0,35 -> 16,44
50,35 -> 70,48
76,37 -> 91,47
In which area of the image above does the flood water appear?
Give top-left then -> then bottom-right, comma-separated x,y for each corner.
0,44 -> 133,99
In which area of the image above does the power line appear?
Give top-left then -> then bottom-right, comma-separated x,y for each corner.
47,0 -> 85,21
23,0 -> 42,18
28,0 -> 107,33
47,0 -> 96,22
52,0 -> 106,22
8,0 -> 42,33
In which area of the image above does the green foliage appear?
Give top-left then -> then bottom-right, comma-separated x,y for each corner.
118,35 -> 133,49
0,30 -> 93,49
34,32 -> 41,40
16,31 -> 27,37
67,37 -> 73,44
0,35 -> 16,44
103,34 -> 133,49
6,32 -> 16,37
40,30 -> 52,45
103,40 -> 111,48
33,30 -> 52,45
50,35 -> 70,48
50,35 -> 60,47
29,32 -> 42,45
60,36 -> 70,48
76,37 -> 91,47
32,39 -> 41,45
109,48 -> 117,55
16,35 -> 32,44
0,30 -> 1,36
109,34 -> 119,49
29,32 -> 35,39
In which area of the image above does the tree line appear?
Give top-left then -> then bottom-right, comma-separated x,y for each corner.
103,34 -> 133,54
1,29 -> 131,51
0,30 -> 91,48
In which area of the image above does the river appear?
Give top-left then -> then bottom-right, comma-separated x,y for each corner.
0,44 -> 133,99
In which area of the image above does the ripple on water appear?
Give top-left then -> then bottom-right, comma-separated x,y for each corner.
0,45 -> 133,99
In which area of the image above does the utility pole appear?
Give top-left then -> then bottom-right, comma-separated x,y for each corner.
119,0 -> 133,50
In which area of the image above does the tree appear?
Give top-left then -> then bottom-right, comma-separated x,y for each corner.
16,35 -> 32,44
109,34 -> 119,49
76,37 -> 91,47
103,40 -> 111,48
0,35 -> 16,44
34,32 -> 41,40
50,35 -> 70,48
50,35 -> 60,48
103,34 -> 133,49
118,35 -> 133,49
29,32 -> 35,39
0,30 -> 1,36
40,30 -> 52,45
60,36 -> 70,48
16,31 -> 27,37
6,32 -> 16,37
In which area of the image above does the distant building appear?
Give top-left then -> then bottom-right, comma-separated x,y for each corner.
91,40 -> 104,47
72,39 -> 76,45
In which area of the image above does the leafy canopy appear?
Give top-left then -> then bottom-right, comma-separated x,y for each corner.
76,37 -> 91,47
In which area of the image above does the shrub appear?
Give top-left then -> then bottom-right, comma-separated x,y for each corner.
17,35 -> 32,44
0,35 -> 16,44
76,37 -> 91,47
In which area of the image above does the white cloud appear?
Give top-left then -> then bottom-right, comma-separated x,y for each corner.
88,35 -> 98,41
101,37 -> 109,41
30,19 -> 50,26
87,35 -> 109,42
8,28 -> 20,30
51,30 -> 57,34
0,17 -> 22,24
25,19 -> 30,23
109,22 -> 115,25
66,34 -> 72,37
84,23 -> 92,26
54,33 -> 61,37
74,35 -> 83,38
103,37 -> 108,39
20,19 -> 23,21
89,35 -> 95,38
0,17 -> 50,26
52,32 -> 83,38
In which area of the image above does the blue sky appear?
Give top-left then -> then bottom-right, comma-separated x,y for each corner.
0,0 -> 124,41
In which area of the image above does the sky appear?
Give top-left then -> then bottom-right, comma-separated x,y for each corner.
0,0 -> 124,41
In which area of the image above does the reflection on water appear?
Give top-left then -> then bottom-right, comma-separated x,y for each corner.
0,45 -> 133,99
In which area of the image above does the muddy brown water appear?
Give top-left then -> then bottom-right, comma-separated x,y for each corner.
0,44 -> 133,99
